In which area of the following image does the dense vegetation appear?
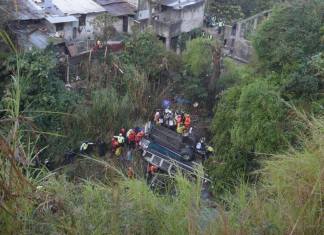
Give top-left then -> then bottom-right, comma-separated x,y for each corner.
207,0 -> 323,194
207,0 -> 279,22
0,0 -> 323,234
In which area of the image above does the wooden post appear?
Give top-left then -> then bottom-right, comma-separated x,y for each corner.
104,45 -> 108,87
88,49 -> 92,83
104,45 -> 108,58
148,0 -> 152,26
66,55 -> 70,84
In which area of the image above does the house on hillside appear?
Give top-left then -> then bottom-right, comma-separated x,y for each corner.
43,0 -> 106,42
95,0 -> 136,34
7,0 -> 106,50
135,0 -> 205,50
7,0 -> 205,52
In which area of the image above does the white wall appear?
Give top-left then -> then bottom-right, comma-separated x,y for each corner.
75,14 -> 101,40
112,18 -> 123,33
63,22 -> 77,41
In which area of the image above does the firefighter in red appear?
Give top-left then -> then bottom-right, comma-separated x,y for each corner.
135,130 -> 144,146
184,114 -> 191,129
147,164 -> 158,175
127,129 -> 136,149
111,137 -> 119,154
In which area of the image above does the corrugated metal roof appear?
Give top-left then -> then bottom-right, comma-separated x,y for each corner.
96,0 -> 135,16
46,15 -> 78,24
10,0 -> 44,20
97,0 -> 126,5
160,0 -> 204,10
101,3 -> 135,16
52,0 -> 106,15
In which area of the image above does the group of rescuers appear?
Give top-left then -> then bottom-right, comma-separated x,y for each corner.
111,127 -> 145,157
79,106 -> 211,178
154,109 -> 192,135
110,109 -> 193,158
153,108 -> 212,157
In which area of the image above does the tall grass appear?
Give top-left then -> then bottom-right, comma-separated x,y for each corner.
214,116 -> 324,235
0,31 -> 55,234
25,172 -> 207,235
0,31 -> 32,233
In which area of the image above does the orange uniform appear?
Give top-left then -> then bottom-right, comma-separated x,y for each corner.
135,131 -> 144,145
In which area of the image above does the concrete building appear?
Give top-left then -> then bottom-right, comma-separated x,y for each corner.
43,0 -> 106,41
95,0 -> 136,34
134,0 -> 205,50
8,0 -> 205,52
223,10 -> 271,62
8,0 -> 107,50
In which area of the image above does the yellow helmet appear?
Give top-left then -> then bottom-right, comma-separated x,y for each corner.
207,146 -> 214,152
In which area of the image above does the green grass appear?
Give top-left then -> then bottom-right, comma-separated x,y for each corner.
214,116 -> 324,235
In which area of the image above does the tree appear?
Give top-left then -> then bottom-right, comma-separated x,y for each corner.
253,1 -> 323,74
5,49 -> 79,161
183,37 -> 217,77
209,79 -> 294,194
121,31 -> 167,78
207,0 -> 278,23
182,37 -> 221,103
232,80 -> 288,154
92,13 -> 117,41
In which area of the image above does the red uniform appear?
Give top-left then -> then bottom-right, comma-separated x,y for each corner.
135,131 -> 144,145
147,164 -> 158,174
176,115 -> 182,125
184,115 -> 191,129
111,138 -> 119,153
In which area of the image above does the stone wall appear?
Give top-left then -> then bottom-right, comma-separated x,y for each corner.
223,10 -> 271,62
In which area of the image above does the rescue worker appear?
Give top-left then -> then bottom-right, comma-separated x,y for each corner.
135,130 -> 145,146
158,112 -> 164,126
168,112 -> 175,130
120,128 -> 126,138
195,138 -> 205,152
114,133 -> 125,147
113,134 -> 125,157
126,150 -> 133,161
181,112 -> 185,124
146,164 -> 158,180
184,114 -> 191,129
97,138 -> 106,157
80,141 -> 94,154
147,164 -> 158,175
176,123 -> 185,134
127,167 -> 134,179
206,146 -> 214,159
127,129 -> 136,149
176,113 -> 182,126
115,145 -> 122,157
154,111 -> 160,124
164,109 -> 172,128
80,142 -> 89,153
111,138 -> 119,154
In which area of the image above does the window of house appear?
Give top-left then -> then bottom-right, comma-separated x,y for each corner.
161,5 -> 168,12
79,14 -> 86,26
55,23 -> 64,31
